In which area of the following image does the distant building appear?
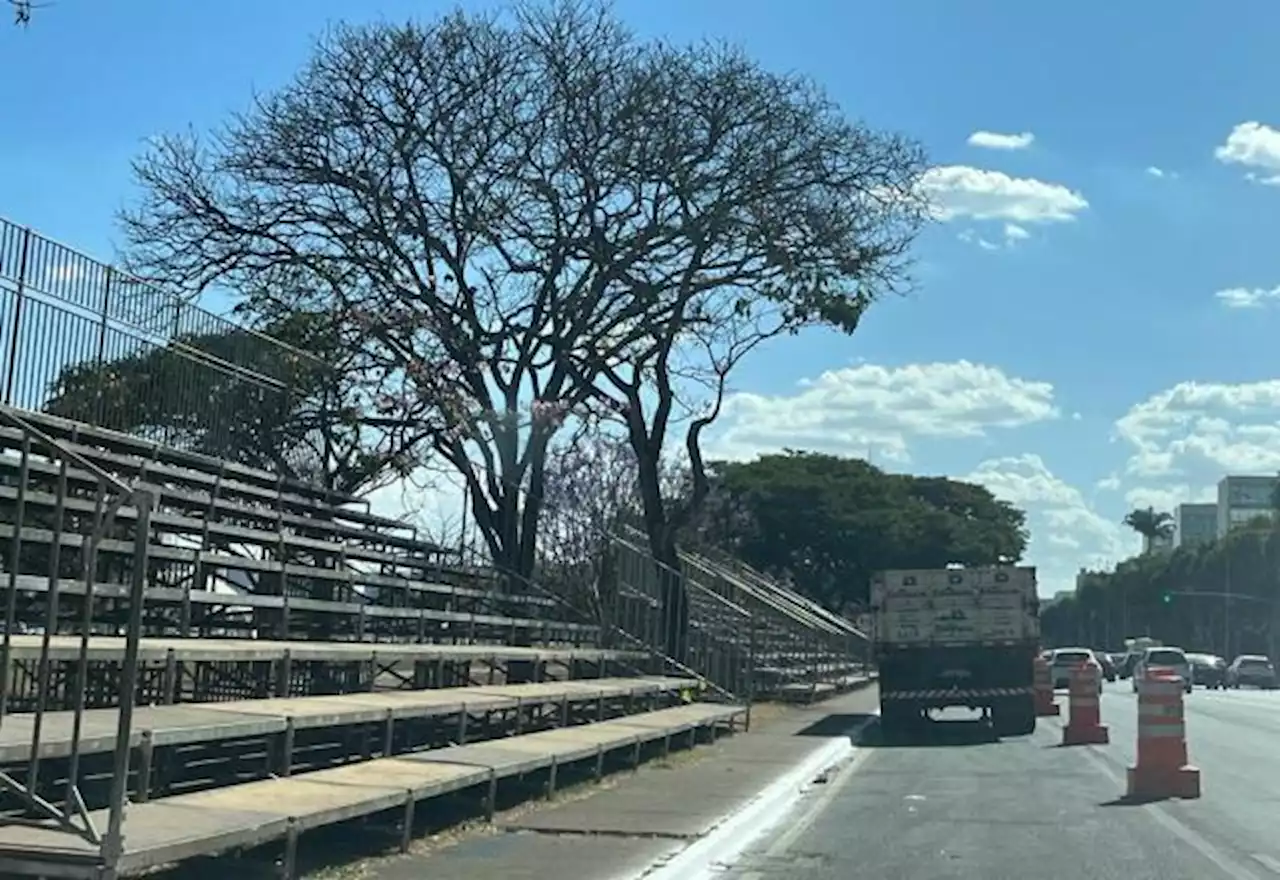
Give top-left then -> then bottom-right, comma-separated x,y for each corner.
1173,503 -> 1217,548
1217,475 -> 1278,536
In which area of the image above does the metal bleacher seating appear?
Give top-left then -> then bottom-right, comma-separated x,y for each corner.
0,217 -> 865,879
0,407 -> 745,879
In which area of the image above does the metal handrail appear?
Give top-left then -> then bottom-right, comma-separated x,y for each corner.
0,406 -> 133,498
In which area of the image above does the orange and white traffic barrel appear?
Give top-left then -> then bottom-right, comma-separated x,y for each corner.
1062,661 -> 1109,745
1033,656 -> 1059,717
1126,668 -> 1200,799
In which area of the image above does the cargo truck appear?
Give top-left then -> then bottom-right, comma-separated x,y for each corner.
870,565 -> 1040,737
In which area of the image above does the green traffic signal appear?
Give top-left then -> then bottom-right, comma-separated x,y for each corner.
1162,591 -> 1173,604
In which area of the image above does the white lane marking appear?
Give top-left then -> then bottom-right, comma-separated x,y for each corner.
1076,746 -> 1263,880
627,715 -> 876,880
753,742 -> 873,859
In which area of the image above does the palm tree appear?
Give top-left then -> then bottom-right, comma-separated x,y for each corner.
1123,506 -> 1175,555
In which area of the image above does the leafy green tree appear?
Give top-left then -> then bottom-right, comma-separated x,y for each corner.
1043,524 -> 1280,656
685,451 -> 1028,612
44,310 -> 430,494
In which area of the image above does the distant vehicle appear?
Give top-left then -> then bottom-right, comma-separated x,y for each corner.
1132,646 -> 1193,694
1048,648 -> 1104,693
871,565 -> 1039,738
1095,652 -> 1117,683
1120,637 -> 1162,679
1226,655 -> 1276,689
1188,653 -> 1227,689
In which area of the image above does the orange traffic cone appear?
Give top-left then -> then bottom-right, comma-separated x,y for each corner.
1033,656 -> 1059,717
1062,661 -> 1109,745
1126,668 -> 1200,799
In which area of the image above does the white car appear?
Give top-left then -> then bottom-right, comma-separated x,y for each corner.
1132,646 -> 1193,694
1048,648 -> 1103,693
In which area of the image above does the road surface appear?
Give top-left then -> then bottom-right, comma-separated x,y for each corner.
709,683 -> 1280,880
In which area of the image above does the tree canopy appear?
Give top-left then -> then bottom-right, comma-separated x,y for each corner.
43,310 -> 428,494
685,451 -> 1029,612
117,1 -> 929,659
1122,505 -> 1174,554
1040,516 -> 1280,657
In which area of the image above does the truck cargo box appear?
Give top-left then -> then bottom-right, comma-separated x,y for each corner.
870,566 -> 1039,648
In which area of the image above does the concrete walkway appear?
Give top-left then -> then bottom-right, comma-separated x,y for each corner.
358,685 -> 879,880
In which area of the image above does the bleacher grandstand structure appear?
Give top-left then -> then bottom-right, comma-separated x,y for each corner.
0,217 -> 869,878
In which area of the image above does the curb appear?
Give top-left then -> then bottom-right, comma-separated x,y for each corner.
630,717 -> 874,880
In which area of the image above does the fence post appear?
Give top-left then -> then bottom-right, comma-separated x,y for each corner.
101,490 -> 154,871
3,227 -> 31,406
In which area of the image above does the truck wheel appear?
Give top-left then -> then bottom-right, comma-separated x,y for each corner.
991,698 -> 1036,737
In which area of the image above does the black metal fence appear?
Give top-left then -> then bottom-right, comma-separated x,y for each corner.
0,218 -> 324,468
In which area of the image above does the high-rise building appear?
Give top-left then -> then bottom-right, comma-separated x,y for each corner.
1216,475 -> 1278,537
1173,503 -> 1217,548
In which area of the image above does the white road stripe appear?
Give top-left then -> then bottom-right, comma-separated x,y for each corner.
628,715 -> 876,880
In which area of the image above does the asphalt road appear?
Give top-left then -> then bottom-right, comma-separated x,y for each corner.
710,682 -> 1280,880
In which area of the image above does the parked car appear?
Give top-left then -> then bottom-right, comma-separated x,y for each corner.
1188,653 -> 1227,689
1226,655 -> 1277,689
1048,647 -> 1103,692
1132,646 -> 1193,694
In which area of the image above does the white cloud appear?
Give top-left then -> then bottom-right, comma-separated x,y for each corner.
963,454 -> 1131,595
1114,380 -> 1280,496
1122,484 -> 1215,514
706,360 -> 1059,463
957,222 -> 1031,252
1214,285 -> 1280,309
967,130 -> 1035,151
1146,166 -> 1166,178
957,228 -> 1001,251
919,165 -> 1088,224
1003,223 -> 1030,243
1215,121 -> 1280,184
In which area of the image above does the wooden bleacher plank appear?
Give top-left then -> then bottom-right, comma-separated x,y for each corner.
0,703 -> 743,877
0,677 -> 698,762
1,634 -> 642,664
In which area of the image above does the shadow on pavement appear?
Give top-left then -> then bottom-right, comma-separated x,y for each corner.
857,718 -> 999,748
794,713 -> 878,738
1099,794 -> 1176,807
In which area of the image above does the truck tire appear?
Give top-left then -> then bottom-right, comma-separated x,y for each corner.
991,697 -> 1036,737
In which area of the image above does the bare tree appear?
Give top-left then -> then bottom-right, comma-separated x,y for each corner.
538,431 -> 641,625
538,428 -> 685,624
119,0 -> 928,659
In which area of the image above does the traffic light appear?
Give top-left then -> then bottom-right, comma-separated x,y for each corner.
1161,590 -> 1174,604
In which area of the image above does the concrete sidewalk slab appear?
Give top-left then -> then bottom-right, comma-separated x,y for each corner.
355,686 -> 880,880
367,832 -> 683,880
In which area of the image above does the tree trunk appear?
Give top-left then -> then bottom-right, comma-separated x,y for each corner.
652,535 -> 690,666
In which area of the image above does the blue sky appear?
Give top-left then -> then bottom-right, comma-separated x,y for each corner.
4,0 -> 1280,595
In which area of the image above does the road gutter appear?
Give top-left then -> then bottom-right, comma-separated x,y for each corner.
627,715 -> 876,880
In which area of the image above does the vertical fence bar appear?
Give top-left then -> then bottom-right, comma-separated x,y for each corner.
66,485 -> 112,817
0,435 -> 29,724
27,456 -> 69,797
102,490 -> 154,870
3,228 -> 30,406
